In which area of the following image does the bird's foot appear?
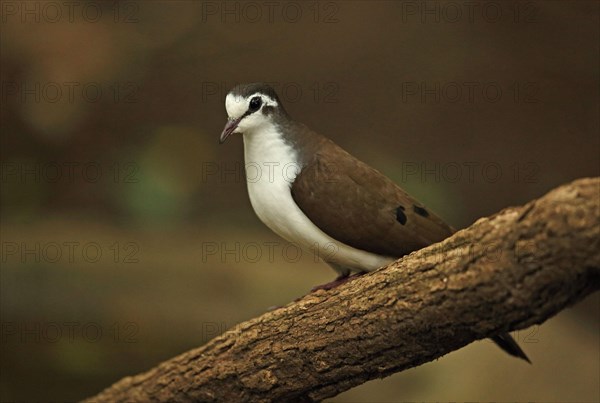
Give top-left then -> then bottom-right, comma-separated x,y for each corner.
310,271 -> 367,292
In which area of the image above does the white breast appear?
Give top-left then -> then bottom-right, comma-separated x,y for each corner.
242,125 -> 394,274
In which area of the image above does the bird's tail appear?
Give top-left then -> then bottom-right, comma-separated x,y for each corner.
491,332 -> 531,363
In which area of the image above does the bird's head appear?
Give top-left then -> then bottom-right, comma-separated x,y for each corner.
219,83 -> 287,144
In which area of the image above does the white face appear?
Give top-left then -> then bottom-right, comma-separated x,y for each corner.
225,92 -> 278,134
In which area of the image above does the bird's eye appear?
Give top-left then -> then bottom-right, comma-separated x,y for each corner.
249,96 -> 262,111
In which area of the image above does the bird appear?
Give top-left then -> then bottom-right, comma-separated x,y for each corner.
218,82 -> 530,363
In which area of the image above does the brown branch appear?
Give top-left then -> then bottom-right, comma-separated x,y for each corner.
86,178 -> 600,403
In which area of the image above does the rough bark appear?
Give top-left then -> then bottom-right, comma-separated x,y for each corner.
86,177 -> 600,403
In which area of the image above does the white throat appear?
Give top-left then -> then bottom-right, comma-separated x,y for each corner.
242,123 -> 394,274
242,123 -> 301,242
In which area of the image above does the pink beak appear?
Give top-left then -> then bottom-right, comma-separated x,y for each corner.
219,117 -> 242,144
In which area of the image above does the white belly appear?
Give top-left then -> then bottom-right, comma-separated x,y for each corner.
242,127 -> 394,274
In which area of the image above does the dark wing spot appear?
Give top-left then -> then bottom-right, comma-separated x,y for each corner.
396,206 -> 407,225
413,205 -> 429,217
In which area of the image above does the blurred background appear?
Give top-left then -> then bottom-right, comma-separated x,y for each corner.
1,1 -> 598,401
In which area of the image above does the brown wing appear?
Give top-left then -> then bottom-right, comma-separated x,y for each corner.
291,139 -> 454,258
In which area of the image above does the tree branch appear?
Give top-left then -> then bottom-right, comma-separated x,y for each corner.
87,178 -> 600,403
